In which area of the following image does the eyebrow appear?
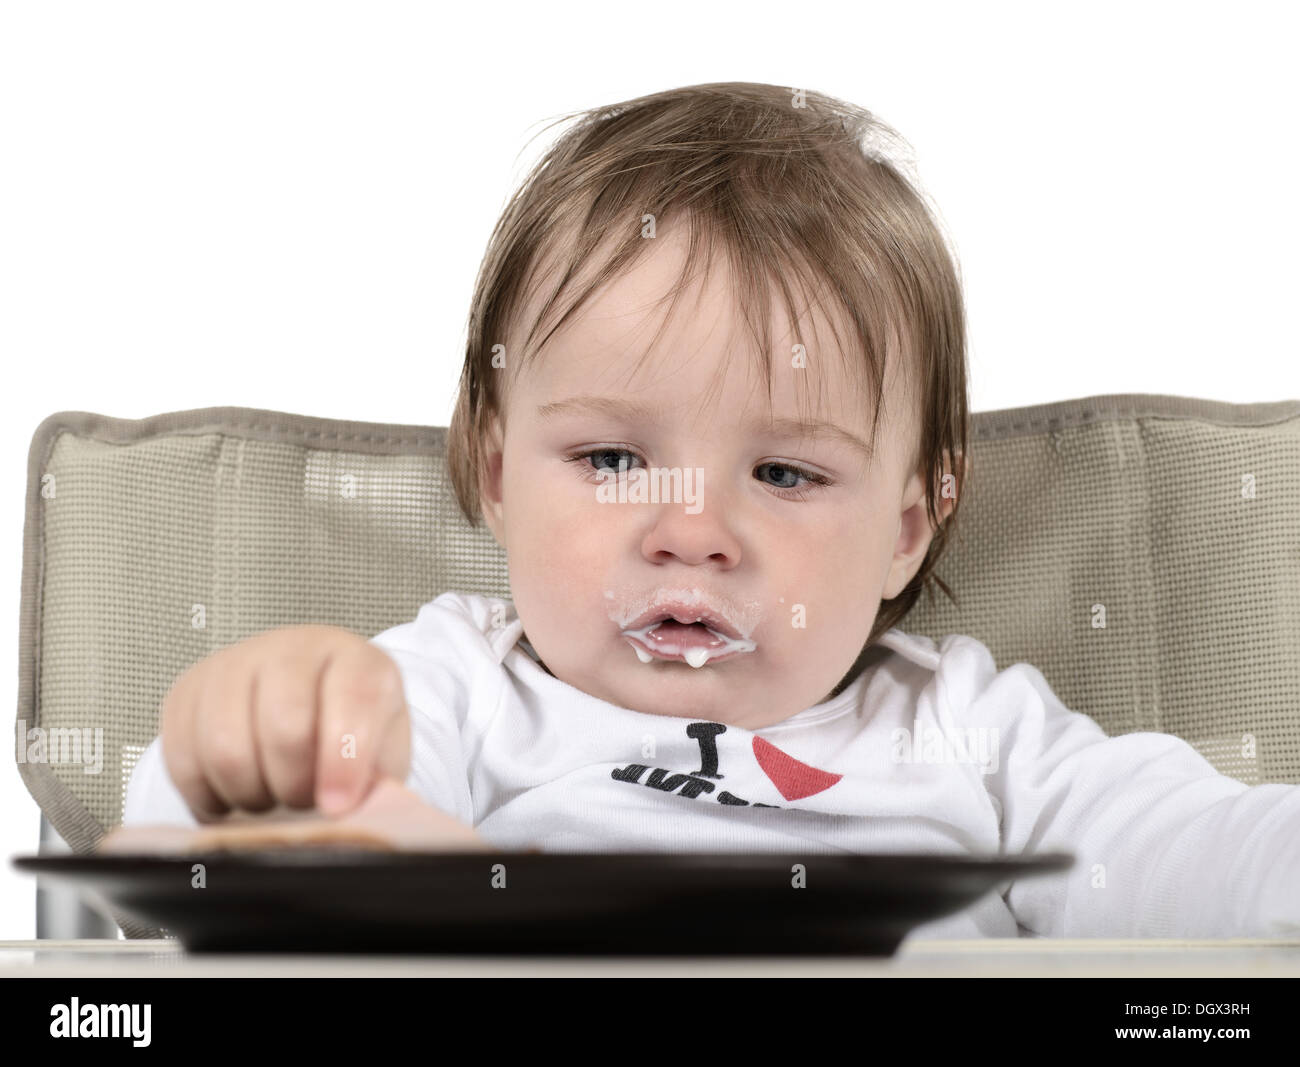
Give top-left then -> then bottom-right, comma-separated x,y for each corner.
536,394 -> 873,461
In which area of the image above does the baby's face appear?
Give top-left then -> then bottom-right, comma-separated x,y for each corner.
477,227 -> 943,729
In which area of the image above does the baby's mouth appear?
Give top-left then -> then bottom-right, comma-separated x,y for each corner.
620,619 -> 758,669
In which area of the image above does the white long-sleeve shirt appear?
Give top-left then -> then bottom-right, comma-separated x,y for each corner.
123,590 -> 1300,940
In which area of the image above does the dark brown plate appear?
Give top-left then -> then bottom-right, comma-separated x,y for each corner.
13,850 -> 1073,955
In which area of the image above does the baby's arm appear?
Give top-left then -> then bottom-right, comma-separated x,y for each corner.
947,637 -> 1300,937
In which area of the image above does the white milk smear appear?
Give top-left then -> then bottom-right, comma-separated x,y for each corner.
604,586 -> 762,669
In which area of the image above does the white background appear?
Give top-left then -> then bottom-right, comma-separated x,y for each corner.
1,0 -> 1297,937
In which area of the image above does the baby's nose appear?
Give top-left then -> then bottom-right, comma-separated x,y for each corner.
639,497 -> 742,569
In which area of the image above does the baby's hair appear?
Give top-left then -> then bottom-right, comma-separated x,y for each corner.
448,81 -> 969,643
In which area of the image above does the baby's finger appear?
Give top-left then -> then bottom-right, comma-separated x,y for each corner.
160,668 -> 231,823
315,644 -> 407,815
193,655 -> 276,813
375,701 -> 412,788
251,653 -> 321,809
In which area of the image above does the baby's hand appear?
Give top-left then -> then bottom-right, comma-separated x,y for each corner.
159,626 -> 409,822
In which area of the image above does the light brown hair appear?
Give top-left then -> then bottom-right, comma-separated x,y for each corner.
447,81 -> 969,644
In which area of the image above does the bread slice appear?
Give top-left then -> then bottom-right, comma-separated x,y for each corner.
98,777 -> 494,854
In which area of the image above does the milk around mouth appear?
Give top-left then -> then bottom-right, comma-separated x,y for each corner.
620,619 -> 759,668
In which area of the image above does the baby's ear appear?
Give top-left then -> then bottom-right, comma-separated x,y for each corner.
476,414 -> 508,545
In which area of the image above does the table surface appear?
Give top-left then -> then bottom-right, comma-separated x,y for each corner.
3,938 -> 1300,976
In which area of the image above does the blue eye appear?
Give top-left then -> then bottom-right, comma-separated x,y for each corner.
755,461 -> 831,500
565,450 -> 831,501
577,448 -> 641,477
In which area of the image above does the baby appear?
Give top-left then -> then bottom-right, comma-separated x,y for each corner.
121,81 -> 1300,940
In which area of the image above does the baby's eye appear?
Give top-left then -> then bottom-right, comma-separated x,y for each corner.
756,462 -> 805,490
755,461 -> 830,498
571,448 -> 642,478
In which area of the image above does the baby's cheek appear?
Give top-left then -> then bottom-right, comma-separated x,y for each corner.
536,503 -> 610,567
566,483 -> 631,544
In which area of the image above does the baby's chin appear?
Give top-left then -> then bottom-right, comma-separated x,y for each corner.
579,658 -> 803,726
527,632 -> 817,724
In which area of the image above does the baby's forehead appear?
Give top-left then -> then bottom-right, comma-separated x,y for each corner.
505,224 -> 919,444
517,221 -> 867,351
